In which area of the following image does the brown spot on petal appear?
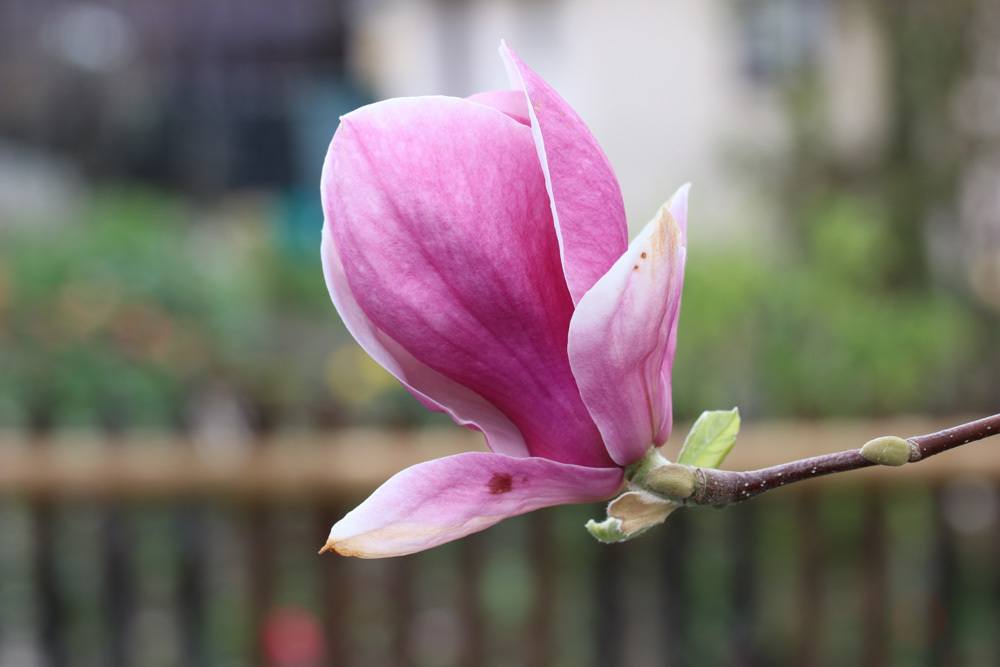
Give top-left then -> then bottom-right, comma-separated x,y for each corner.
648,207 -> 681,262
488,472 -> 514,494
640,252 -> 647,259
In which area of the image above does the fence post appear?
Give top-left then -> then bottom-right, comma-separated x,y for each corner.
29,409 -> 66,667
595,536 -> 622,666
176,503 -> 207,667
861,486 -> 887,667
660,509 -> 689,667
730,502 -> 757,667
389,556 -> 414,667
927,485 -> 956,667
317,504 -> 350,667
795,490 -> 823,667
527,511 -> 553,667
458,532 -> 484,667
34,499 -> 65,667
101,415 -> 134,667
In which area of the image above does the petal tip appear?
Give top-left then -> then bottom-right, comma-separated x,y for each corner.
669,183 -> 691,233
498,39 -> 516,59
319,534 -> 379,559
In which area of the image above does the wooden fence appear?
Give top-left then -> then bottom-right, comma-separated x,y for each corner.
1,417 -> 998,666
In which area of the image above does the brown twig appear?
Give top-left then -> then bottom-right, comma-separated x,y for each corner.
686,413 -> 1000,506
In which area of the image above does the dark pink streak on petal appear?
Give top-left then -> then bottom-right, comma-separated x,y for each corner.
500,43 -> 629,305
322,228 -> 529,457
326,96 -> 614,468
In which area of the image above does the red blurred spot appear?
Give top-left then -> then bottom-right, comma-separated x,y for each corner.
262,606 -> 324,667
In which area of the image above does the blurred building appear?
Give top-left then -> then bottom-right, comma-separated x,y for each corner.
0,0 -> 995,302
0,0 -> 363,201
350,0 -> 888,245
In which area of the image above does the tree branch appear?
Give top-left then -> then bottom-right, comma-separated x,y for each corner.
683,413 -> 1000,506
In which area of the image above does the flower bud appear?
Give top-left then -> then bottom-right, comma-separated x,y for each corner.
860,435 -> 913,467
643,463 -> 697,500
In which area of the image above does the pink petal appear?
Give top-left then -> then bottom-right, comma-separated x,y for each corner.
654,185 -> 690,444
322,96 -> 613,468
567,185 -> 689,466
323,452 -> 624,558
322,229 -> 528,457
466,90 -> 530,125
499,42 -> 629,305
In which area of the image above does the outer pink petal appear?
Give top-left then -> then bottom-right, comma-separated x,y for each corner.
567,185 -> 689,466
322,229 -> 528,457
323,452 -> 624,558
499,42 -> 629,305
323,96 -> 613,468
653,186 -> 690,444
466,90 -> 530,125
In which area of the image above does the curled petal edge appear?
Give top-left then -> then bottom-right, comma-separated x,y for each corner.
322,452 -> 624,558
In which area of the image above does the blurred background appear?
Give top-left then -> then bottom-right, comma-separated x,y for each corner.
0,0 -> 998,665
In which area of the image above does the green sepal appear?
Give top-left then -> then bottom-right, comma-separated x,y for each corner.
585,490 -> 679,544
585,517 -> 628,543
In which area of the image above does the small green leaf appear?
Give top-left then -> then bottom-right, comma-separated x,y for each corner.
677,408 -> 741,469
585,517 -> 627,543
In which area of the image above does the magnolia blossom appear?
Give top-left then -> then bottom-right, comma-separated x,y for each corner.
320,43 -> 688,558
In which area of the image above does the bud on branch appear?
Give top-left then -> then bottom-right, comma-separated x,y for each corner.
646,412 -> 1000,508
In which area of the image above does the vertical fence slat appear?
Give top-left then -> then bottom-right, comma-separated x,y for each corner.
928,486 -> 956,667
660,509 -> 689,667
795,491 -> 822,667
458,532 -> 483,667
730,502 -> 757,667
103,504 -> 133,667
247,505 -> 273,667
176,504 -> 207,667
29,413 -> 65,667
389,556 -> 414,667
34,500 -> 65,667
101,415 -> 134,667
861,486 -> 887,667
527,511 -> 553,667
318,505 -> 350,667
595,539 -> 622,667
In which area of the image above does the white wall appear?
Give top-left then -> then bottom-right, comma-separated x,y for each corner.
350,0 -> 886,249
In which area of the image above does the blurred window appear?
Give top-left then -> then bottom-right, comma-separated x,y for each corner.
0,0 -> 365,194
738,0 -> 828,84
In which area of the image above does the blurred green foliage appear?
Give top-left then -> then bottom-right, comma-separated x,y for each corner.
674,192 -> 985,419
1,189 -> 339,429
0,186 -> 990,431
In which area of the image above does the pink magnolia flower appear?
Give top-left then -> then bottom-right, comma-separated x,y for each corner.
320,43 -> 688,558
